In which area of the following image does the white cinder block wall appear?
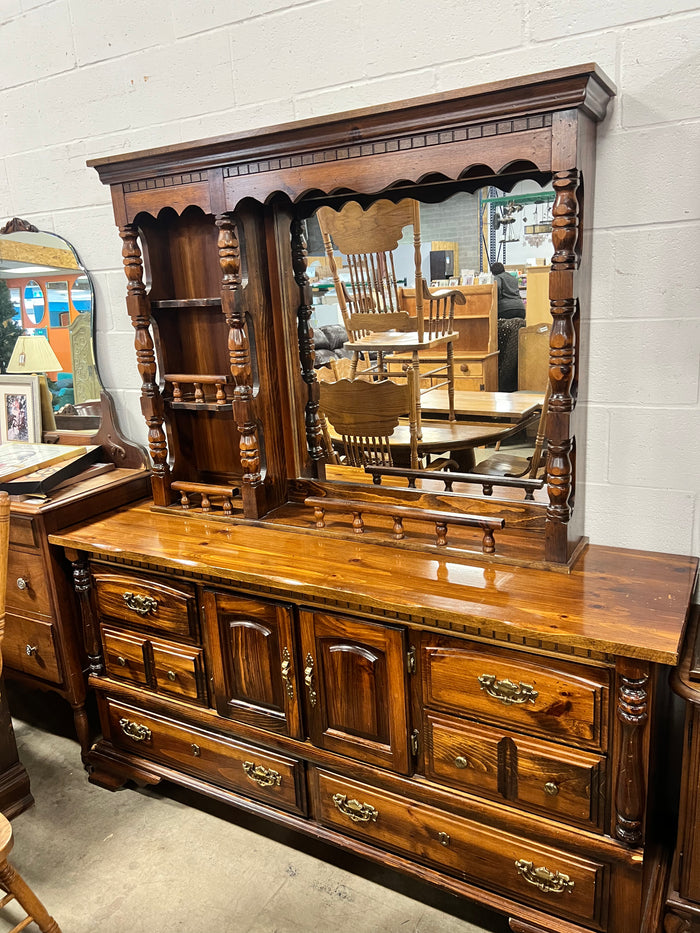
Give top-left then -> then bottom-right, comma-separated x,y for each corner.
1,0 -> 699,560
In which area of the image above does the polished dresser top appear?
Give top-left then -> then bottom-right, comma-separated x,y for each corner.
50,501 -> 698,666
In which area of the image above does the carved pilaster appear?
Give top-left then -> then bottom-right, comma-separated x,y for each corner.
614,662 -> 649,846
70,552 -> 103,676
291,216 -> 324,465
119,224 -> 171,505
216,214 -> 264,517
545,169 -> 580,563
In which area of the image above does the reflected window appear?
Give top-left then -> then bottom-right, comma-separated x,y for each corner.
47,280 -> 69,327
70,275 -> 91,313
8,288 -> 21,323
23,281 -> 45,325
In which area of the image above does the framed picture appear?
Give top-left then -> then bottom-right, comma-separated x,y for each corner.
0,374 -> 41,444
448,277 -> 459,286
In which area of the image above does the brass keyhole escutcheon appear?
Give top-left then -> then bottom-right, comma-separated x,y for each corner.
191,744 -> 201,757
438,831 -> 450,847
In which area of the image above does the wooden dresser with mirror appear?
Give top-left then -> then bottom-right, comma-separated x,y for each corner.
48,65 -> 698,933
0,218 -> 150,761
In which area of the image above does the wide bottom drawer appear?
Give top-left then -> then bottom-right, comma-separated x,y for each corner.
103,697 -> 306,816
311,768 -> 607,928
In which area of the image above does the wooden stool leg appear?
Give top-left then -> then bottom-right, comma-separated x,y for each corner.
0,859 -> 61,933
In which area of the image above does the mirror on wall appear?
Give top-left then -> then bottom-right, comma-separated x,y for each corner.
299,179 -> 553,497
0,217 -> 103,433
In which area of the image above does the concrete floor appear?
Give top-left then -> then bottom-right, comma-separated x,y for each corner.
4,684 -> 509,933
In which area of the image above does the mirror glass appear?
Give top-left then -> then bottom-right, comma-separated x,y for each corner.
303,179 -> 553,500
0,223 -> 103,432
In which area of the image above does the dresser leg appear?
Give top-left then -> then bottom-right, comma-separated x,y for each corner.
71,703 -> 91,765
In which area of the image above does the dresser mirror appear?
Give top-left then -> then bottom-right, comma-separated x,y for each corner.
294,174 -> 554,505
0,217 -> 102,430
0,216 -> 147,467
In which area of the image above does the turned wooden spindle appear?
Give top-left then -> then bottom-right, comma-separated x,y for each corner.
392,516 -> 404,540
179,490 -> 190,510
435,521 -> 448,547
172,381 -> 182,402
314,507 -> 326,529
481,526 -> 496,554
194,382 -> 204,403
200,493 -> 211,512
222,497 -> 233,515
352,511 -> 364,534
215,382 -> 226,405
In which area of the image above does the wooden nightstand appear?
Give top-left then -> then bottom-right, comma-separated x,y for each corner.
6,468 -> 150,762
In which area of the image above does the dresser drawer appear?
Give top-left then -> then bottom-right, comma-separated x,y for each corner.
6,548 -> 52,615
313,768 -> 606,927
92,566 -> 197,640
424,711 -> 605,830
4,613 -> 62,684
101,625 -> 207,705
421,637 -> 609,751
103,628 -> 149,686
9,517 -> 38,549
104,698 -> 305,816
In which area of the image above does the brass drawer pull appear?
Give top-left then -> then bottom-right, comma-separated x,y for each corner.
438,831 -> 450,846
16,577 -> 29,590
118,718 -> 152,743
242,761 -> 282,788
304,653 -> 317,707
191,744 -> 201,757
167,670 -> 176,682
25,645 -> 38,658
116,656 -> 126,667
281,647 -> 294,700
122,592 -> 158,616
544,781 -> 559,796
478,674 -> 538,706
514,859 -> 574,894
332,793 -> 378,824
454,755 -> 468,769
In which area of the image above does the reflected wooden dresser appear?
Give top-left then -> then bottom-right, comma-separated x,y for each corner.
6,468 -> 149,759
52,504 -> 698,933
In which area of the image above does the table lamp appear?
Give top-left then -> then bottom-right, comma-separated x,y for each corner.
7,334 -> 63,432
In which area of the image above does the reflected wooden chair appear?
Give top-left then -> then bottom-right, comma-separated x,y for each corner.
319,378 -> 421,471
0,492 -> 61,933
316,199 -> 465,433
472,383 -> 551,479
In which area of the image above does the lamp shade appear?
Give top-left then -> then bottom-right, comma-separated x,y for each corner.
7,334 -> 62,374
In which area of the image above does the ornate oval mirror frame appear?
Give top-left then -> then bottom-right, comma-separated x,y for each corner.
0,216 -> 147,468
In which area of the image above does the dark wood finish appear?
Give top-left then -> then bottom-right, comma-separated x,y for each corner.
68,63 -> 699,933
665,610 -> 700,930
4,470 -> 149,761
89,63 -> 617,567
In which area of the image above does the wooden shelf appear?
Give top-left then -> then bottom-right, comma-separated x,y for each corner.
166,399 -> 233,412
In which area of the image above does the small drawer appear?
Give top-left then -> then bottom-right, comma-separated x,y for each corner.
6,548 -> 52,615
3,613 -> 62,684
102,628 -> 148,686
457,361 -> 484,377
9,517 -> 37,549
152,642 -> 204,702
421,636 -> 609,751
424,711 -> 605,829
92,566 -> 197,640
105,698 -> 305,815
313,768 -> 606,927
101,625 -> 207,705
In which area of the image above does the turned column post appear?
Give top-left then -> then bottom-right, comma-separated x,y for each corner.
291,216 -> 325,470
119,224 -> 171,505
546,169 -> 580,562
614,658 -> 650,846
216,214 -> 265,519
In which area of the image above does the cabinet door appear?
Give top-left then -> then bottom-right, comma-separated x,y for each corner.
299,610 -> 410,774
203,591 -> 302,739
